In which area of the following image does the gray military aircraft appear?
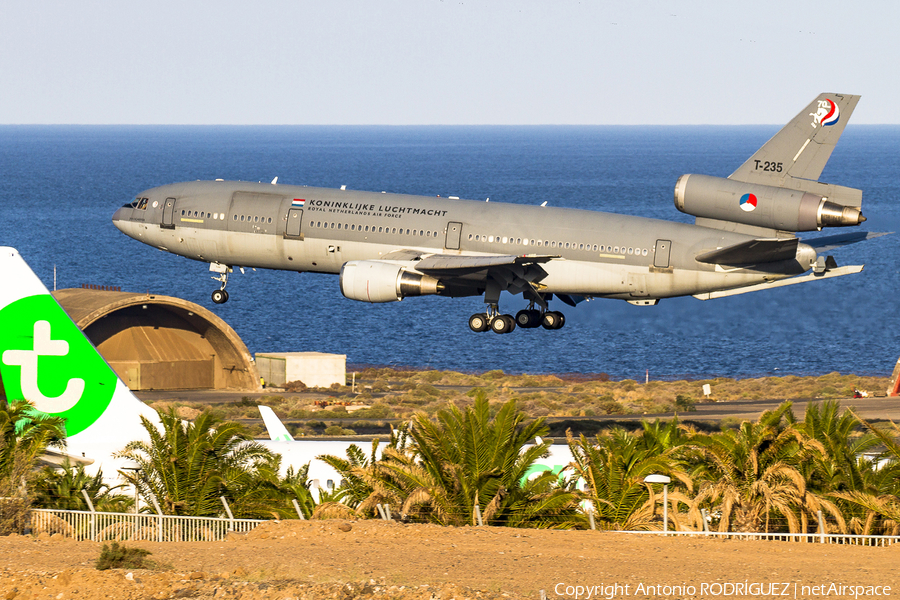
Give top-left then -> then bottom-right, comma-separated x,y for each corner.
113,93 -> 878,334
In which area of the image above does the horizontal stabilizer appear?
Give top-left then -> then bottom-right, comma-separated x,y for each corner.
694,264 -> 863,300
803,231 -> 892,253
695,238 -> 799,265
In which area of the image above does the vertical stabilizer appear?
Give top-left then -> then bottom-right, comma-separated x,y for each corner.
258,405 -> 295,442
0,247 -> 158,454
729,93 -> 861,187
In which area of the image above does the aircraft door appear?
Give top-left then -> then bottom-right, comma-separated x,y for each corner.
162,197 -> 177,229
654,240 -> 671,268
286,208 -> 303,238
445,221 -> 462,250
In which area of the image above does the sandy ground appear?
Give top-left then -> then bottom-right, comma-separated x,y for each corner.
1,519 -> 898,599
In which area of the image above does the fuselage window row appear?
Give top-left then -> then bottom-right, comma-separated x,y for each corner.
466,232 -> 649,257
307,221 -> 438,239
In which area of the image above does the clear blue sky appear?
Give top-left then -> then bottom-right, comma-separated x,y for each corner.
2,1 -> 897,125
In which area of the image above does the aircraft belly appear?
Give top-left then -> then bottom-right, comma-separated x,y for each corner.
540,261 -> 629,295
539,260 -> 784,299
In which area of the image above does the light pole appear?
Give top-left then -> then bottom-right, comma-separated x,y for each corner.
644,474 -> 671,533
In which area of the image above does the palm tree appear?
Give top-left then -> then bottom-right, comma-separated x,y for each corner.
334,395 -> 579,528
797,400 -> 879,493
32,460 -> 131,512
831,413 -> 900,535
0,400 -> 67,534
567,426 -> 691,531
116,408 -> 277,517
686,402 -> 844,533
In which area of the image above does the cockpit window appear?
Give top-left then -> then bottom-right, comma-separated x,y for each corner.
126,197 -> 150,209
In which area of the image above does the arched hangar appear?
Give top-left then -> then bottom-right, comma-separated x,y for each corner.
54,289 -> 260,391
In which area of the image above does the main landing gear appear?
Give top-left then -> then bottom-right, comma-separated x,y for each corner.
468,304 -> 565,334
210,263 -> 233,304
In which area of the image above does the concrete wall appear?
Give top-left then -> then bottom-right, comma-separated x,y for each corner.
256,352 -> 346,389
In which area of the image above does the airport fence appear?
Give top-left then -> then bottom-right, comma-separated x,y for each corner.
30,508 -> 266,542
616,529 -> 900,547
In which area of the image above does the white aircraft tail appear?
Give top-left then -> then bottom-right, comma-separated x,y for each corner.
258,405 -> 295,441
0,247 -> 159,459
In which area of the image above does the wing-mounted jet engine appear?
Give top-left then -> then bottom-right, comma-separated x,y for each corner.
340,260 -> 443,303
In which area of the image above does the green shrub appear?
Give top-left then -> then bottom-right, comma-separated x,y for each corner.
674,394 -> 697,412
95,542 -> 153,571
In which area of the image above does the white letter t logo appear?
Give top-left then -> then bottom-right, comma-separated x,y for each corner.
2,320 -> 85,412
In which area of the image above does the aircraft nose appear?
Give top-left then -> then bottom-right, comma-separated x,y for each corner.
111,206 -> 130,231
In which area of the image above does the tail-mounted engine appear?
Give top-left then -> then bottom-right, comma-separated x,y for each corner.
674,174 -> 865,232
340,260 -> 443,303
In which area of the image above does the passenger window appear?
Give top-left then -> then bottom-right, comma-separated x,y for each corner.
392,228 -> 397,234
406,229 -> 410,235
331,223 -> 335,228
232,215 -> 237,220
181,210 -> 186,216
268,217 -> 272,223
240,215 -> 245,221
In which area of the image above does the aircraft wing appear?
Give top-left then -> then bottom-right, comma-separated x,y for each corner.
695,238 -> 799,266
408,253 -> 558,307
415,253 -> 556,276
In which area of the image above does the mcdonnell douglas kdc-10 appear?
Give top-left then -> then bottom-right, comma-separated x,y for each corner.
114,93 -> 879,334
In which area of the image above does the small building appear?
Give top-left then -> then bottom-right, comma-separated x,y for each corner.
255,352 -> 346,389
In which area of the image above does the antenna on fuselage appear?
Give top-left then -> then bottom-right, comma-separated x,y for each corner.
541,201 -> 548,207
271,177 -> 278,185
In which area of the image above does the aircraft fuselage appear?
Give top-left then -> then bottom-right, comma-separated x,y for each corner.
113,179 -> 812,303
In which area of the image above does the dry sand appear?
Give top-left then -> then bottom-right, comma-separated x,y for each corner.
1,519 -> 897,599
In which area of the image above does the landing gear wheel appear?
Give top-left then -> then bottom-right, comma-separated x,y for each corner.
541,310 -> 565,330
212,289 -> 229,304
516,309 -> 541,328
468,313 -> 490,332
491,314 -> 516,334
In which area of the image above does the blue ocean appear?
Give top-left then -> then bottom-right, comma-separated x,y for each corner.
1,125 -> 897,379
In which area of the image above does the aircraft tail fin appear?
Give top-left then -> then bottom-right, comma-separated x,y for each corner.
729,93 -> 861,204
0,247 -> 158,448
258,405 -> 294,442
